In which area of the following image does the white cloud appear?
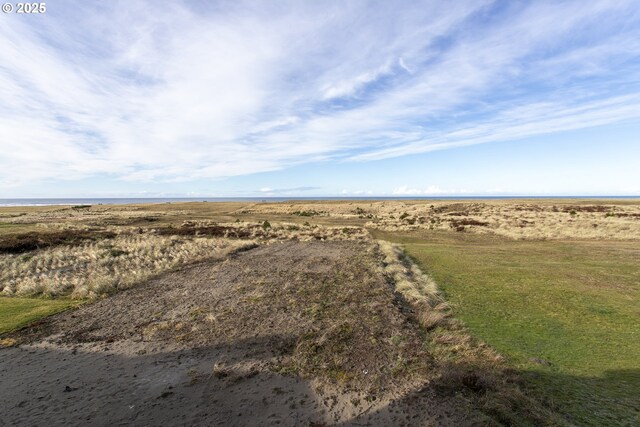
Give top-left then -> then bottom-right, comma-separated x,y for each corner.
392,186 -> 423,195
321,63 -> 392,100
392,185 -> 458,195
339,189 -> 374,196
397,57 -> 413,74
256,186 -> 319,195
1,0 -> 639,189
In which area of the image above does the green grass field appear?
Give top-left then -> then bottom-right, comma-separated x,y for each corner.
0,297 -> 77,335
372,229 -> 640,426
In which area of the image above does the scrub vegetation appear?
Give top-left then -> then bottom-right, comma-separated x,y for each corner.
243,199 -> 640,240
0,234 -> 250,298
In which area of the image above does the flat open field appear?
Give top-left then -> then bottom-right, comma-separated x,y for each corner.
1,199 -> 639,425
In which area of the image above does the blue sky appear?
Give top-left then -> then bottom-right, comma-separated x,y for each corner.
1,0 -> 639,197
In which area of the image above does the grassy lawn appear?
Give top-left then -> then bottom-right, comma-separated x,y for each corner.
0,297 -> 78,335
372,229 -> 640,427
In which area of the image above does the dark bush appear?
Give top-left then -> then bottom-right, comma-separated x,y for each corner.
0,230 -> 116,254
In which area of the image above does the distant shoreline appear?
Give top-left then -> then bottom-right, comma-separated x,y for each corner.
1,196 -> 639,207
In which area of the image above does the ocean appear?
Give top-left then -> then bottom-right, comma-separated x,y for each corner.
0,196 -> 637,207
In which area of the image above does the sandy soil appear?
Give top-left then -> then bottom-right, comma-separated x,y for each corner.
1,241 -> 473,426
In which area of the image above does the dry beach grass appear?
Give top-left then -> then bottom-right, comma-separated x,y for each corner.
0,234 -> 249,298
242,199 -> 640,240
0,220 -> 367,299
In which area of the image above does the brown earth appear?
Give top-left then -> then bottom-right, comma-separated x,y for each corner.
0,241 -> 478,426
0,229 -> 116,254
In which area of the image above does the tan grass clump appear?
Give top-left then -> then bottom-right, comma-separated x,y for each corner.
377,240 -> 449,329
264,223 -> 370,242
0,235 -> 253,298
170,221 -> 371,242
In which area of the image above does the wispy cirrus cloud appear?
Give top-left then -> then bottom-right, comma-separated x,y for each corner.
393,186 -> 459,196
259,186 -> 320,195
1,0 -> 639,190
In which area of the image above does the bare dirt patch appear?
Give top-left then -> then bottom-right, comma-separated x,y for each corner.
1,241 -> 478,426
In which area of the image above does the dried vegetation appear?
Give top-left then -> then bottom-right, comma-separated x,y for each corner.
243,200 -> 640,240
0,213 -> 368,299
0,234 -> 252,298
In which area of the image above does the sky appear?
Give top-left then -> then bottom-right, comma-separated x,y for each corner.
1,0 -> 639,198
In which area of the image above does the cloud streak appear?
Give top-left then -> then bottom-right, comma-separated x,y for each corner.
1,0 -> 640,188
